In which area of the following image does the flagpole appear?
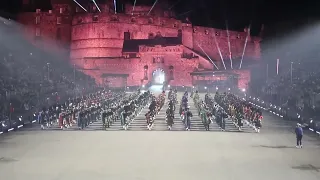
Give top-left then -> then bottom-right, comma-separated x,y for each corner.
276,58 -> 279,75
9,103 -> 12,122
266,64 -> 269,82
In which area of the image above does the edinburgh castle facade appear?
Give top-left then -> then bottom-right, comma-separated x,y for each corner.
17,0 -> 261,89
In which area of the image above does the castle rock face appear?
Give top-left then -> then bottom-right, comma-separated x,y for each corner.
17,0 -> 261,89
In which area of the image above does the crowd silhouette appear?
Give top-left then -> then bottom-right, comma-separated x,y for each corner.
255,61 -> 320,127
0,19 -> 97,125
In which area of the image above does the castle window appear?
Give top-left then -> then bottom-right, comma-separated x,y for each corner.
205,30 -> 209,35
57,17 -> 62,24
193,28 -> 197,33
92,6 -> 97,13
93,15 -> 98,22
35,16 -> 40,24
77,18 -> 83,24
173,23 -> 177,28
131,18 -> 136,23
237,34 -> 240,38
76,7 -> 80,13
59,7 -> 64,14
148,33 -> 154,39
111,16 -> 118,22
148,18 -> 153,24
215,31 -> 220,36
160,20 -> 165,26
35,28 -> 41,37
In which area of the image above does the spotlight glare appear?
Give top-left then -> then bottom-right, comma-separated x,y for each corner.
92,0 -> 101,12
113,0 -> 117,14
73,0 -> 87,12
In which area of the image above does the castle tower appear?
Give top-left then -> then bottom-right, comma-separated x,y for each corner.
181,18 -> 193,49
50,0 -> 73,55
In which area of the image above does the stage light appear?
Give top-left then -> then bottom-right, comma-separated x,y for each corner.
168,85 -> 170,88
242,88 -> 246,92
148,0 -> 159,15
73,0 -> 87,12
216,87 -> 218,90
113,0 -> 117,14
92,0 -> 101,12
204,86 -> 207,89
154,74 -> 165,84
142,85 -> 145,88
228,88 -> 230,91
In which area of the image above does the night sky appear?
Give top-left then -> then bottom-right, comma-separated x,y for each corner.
0,0 -> 319,36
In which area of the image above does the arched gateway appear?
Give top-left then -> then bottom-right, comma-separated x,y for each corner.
152,68 -> 166,85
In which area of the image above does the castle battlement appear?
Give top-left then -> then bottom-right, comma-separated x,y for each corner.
22,7 -> 260,43
18,0 -> 260,89
192,26 -> 260,42
71,13 -> 182,29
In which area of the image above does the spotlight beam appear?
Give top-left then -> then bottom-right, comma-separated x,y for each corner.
132,0 -> 137,14
73,0 -> 87,12
213,32 -> 227,70
113,0 -> 117,14
168,0 -> 182,10
92,0 -> 101,12
147,0 -> 159,16
197,44 -> 219,70
177,10 -> 193,17
239,23 -> 251,69
225,20 -> 233,69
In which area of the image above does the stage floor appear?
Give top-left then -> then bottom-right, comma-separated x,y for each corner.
0,125 -> 319,180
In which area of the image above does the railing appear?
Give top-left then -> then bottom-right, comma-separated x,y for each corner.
246,95 -> 320,136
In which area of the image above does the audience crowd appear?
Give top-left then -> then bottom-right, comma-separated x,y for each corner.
253,61 -> 320,121
0,21 -> 97,121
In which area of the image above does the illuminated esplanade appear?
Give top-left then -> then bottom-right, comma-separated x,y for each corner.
17,0 -> 261,89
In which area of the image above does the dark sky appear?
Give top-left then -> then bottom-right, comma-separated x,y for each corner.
0,0 -> 319,36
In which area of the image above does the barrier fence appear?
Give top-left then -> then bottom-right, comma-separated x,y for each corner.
247,95 -> 320,136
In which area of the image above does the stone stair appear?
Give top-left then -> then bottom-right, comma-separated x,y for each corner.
127,106 -> 150,131
152,104 -> 169,131
188,101 -> 206,131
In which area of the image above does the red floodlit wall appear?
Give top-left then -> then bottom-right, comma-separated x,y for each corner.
17,2 -> 260,88
81,45 -> 197,87
181,23 -> 194,49
233,70 -> 251,89
137,45 -> 198,87
182,46 -> 213,70
70,13 -> 183,65
191,70 -> 250,89
192,26 -> 261,63
17,5 -> 72,58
